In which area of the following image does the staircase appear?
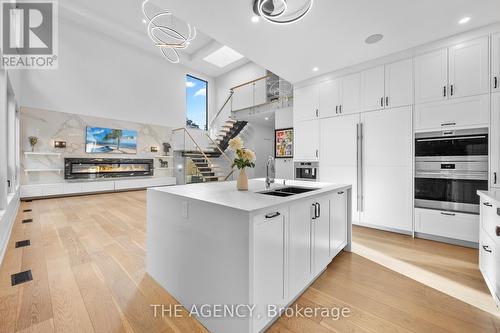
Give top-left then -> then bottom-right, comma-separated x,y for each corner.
210,118 -> 248,152
180,117 -> 248,183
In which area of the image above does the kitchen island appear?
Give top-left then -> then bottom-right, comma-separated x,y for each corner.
147,179 -> 352,333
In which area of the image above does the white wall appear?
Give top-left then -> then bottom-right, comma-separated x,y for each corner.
21,18 -> 214,129
237,122 -> 274,179
212,62 -> 266,133
275,107 -> 294,179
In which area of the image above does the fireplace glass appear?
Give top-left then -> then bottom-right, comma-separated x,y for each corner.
65,158 -> 154,180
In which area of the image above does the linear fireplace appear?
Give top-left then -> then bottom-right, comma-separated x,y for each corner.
64,158 -> 154,180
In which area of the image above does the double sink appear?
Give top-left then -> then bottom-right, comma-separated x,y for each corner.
258,186 -> 319,197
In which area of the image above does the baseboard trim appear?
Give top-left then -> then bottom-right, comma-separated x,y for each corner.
0,191 -> 20,266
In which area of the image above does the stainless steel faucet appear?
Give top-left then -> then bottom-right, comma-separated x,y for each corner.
266,156 -> 275,189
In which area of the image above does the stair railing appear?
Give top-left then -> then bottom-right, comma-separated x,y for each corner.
173,127 -> 214,167
209,74 -> 271,132
205,133 -> 235,180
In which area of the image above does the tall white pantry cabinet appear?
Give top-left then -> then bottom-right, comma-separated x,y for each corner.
294,32 -> 499,237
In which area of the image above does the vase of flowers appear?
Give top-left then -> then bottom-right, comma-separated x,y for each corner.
228,137 -> 256,191
28,136 -> 38,152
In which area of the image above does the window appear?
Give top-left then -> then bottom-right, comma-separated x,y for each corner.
186,75 -> 208,130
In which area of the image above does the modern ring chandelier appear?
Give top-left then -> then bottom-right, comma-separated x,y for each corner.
253,0 -> 313,25
142,0 -> 196,64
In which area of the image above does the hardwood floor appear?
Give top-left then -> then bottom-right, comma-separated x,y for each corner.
0,191 -> 499,333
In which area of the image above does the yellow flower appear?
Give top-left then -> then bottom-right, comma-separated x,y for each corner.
229,137 -> 243,151
243,149 -> 256,161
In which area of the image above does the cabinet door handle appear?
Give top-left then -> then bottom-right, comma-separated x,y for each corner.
450,84 -> 454,96
443,86 -> 447,97
440,212 -> 455,216
385,96 -> 389,107
265,212 -> 281,219
441,122 -> 456,127
315,109 -> 319,117
482,245 -> 492,253
335,105 -> 338,114
495,76 -> 498,89
380,97 -> 384,107
312,203 -> 318,220
317,203 -> 321,218
316,149 -> 319,158
496,226 -> 500,237
339,105 -> 342,113
494,172 -> 497,185
483,202 -> 493,207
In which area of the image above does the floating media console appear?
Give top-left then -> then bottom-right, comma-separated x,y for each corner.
64,158 -> 154,180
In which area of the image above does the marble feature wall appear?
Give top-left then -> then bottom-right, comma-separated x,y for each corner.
20,107 -> 174,185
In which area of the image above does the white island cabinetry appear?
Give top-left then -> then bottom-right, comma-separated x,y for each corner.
147,179 -> 351,333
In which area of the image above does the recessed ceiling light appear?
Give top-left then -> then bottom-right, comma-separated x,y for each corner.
312,67 -> 319,72
459,17 -> 470,24
142,18 -> 147,24
251,15 -> 260,23
264,117 -> 269,120
365,34 -> 384,44
203,46 -> 244,68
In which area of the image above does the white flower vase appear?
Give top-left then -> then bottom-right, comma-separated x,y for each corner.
237,169 -> 248,191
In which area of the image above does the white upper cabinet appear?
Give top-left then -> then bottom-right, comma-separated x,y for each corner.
319,73 -> 360,117
294,85 -> 319,122
294,119 -> 319,162
319,79 -> 340,118
493,33 -> 500,92
414,94 -> 490,131
361,59 -> 413,111
448,37 -> 489,99
361,66 -> 385,111
414,48 -> 448,104
415,37 -> 489,104
340,73 -> 361,114
385,59 -> 413,108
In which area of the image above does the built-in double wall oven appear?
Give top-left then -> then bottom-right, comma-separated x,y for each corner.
415,128 -> 488,214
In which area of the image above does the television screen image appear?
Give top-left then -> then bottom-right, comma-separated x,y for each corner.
85,127 -> 138,154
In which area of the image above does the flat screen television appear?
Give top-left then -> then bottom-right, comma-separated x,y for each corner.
85,126 -> 138,154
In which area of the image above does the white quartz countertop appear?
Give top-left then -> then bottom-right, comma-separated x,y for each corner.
478,190 -> 500,206
151,179 -> 351,212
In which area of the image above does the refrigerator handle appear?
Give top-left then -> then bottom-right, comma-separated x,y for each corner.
359,122 -> 363,212
356,123 -> 359,212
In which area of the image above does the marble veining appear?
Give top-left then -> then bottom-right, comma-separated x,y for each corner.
21,107 -> 174,185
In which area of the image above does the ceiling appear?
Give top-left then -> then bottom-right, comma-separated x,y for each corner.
60,0 -> 249,77
154,0 -> 500,83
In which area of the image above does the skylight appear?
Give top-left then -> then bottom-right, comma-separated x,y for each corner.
203,46 -> 244,68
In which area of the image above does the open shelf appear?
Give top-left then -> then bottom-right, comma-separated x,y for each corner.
24,152 -> 62,157
24,169 -> 62,174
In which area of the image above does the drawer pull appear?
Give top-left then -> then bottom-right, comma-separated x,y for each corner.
441,122 -> 456,127
496,226 -> 500,237
265,212 -> 281,219
440,212 -> 455,216
483,202 -> 493,207
482,245 -> 492,253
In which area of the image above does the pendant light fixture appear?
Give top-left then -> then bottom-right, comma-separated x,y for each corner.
253,0 -> 313,25
142,0 -> 196,64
